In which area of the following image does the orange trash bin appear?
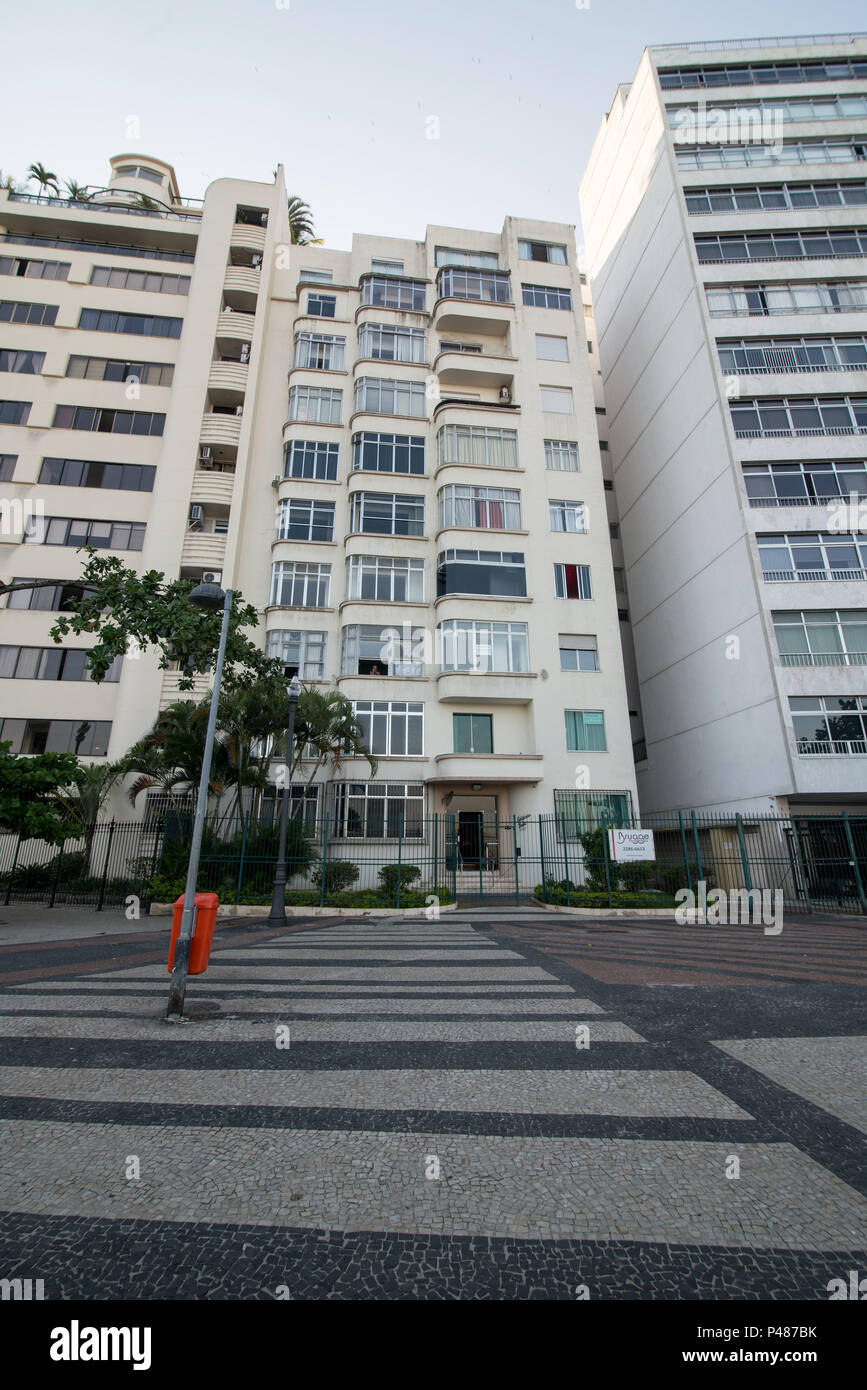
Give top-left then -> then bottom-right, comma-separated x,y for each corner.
167,892 -> 219,975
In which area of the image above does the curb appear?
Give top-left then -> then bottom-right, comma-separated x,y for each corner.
150,901 -> 458,919
534,902 -> 679,919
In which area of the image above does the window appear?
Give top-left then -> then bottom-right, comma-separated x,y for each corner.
370,258 -> 404,275
116,164 -> 164,184
0,645 -> 121,682
276,498 -> 335,542
331,781 -> 424,839
0,349 -> 44,374
540,386 -> 573,414
545,439 -> 580,472
670,94 -> 867,125
453,713 -> 493,754
349,492 -> 425,536
0,400 -> 30,424
24,516 -> 145,550
565,709 -> 606,752
307,292 -> 336,318
553,788 -> 632,835
269,562 -> 331,607
299,268 -> 333,284
789,695 -> 867,753
658,57 -> 867,90
554,564 -> 593,599
773,610 -> 867,667
0,455 -> 15,482
341,625 -> 423,677
65,356 -> 174,386
437,268 -> 511,303
434,247 -> 499,269
696,229 -> 867,266
0,256 -> 69,280
294,333 -> 346,371
0,718 -> 111,756
283,439 -> 339,481
360,276 -> 426,312
4,579 -> 98,612
52,405 -> 165,436
559,635 -> 598,671
437,424 -> 518,470
352,700 -> 423,756
346,555 -> 424,603
676,140 -> 867,171
536,334 -> 569,361
707,281 -> 867,317
522,283 -> 572,310
265,629 -> 327,679
78,308 -> 183,338
684,182 -> 867,216
437,548 -> 526,598
0,301 -> 57,326
288,385 -> 342,424
38,458 -> 155,492
90,267 -> 190,294
518,240 -> 567,265
718,336 -> 867,375
550,499 -> 587,533
352,433 -> 424,474
742,460 -> 867,506
730,396 -> 867,438
757,532 -> 867,581
357,323 -> 426,364
354,377 -> 426,418
437,485 -> 522,530
439,619 -> 529,673
1,230 -> 192,263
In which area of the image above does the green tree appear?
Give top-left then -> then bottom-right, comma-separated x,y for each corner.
64,179 -> 90,202
289,688 -> 376,799
287,195 -> 322,245
122,700 -> 230,807
27,162 -> 59,197
0,741 -> 84,844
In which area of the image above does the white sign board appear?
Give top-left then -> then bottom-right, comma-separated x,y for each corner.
608,828 -> 655,862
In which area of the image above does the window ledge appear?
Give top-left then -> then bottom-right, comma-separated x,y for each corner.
271,538 -> 337,549
263,604 -> 335,614
435,463 -> 525,476
434,593 -> 532,605
349,410 -> 429,427
339,597 -> 428,611
435,526 -> 528,541
344,531 -> 429,545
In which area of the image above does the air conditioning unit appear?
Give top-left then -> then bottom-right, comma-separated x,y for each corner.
499,386 -> 512,403
188,505 -> 204,529
198,446 -> 213,466
271,475 -> 282,489
202,570 -> 222,586
234,405 -> 243,416
239,345 -> 250,363
251,254 -> 262,268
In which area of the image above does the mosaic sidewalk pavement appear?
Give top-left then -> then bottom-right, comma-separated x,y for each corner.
0,915 -> 864,1299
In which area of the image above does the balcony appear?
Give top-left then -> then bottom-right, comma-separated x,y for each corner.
180,530 -> 227,569
430,752 -> 544,783
230,224 -> 267,253
434,297 -> 513,338
200,412 -> 242,457
748,492 -> 867,508
797,738 -> 867,756
762,567 -> 866,582
207,361 -> 248,405
436,671 -> 536,704
189,469 -> 236,507
779,650 -> 867,667
159,671 -> 212,709
435,349 -> 516,391
215,310 -> 255,346
223,266 -> 260,311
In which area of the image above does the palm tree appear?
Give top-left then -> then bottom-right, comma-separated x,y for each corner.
54,761 -> 126,869
0,170 -> 21,193
287,689 -> 376,802
27,162 -> 59,197
121,700 -> 229,807
64,179 -> 90,202
287,195 -> 322,245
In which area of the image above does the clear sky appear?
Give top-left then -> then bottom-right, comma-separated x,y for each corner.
1,0 -> 864,250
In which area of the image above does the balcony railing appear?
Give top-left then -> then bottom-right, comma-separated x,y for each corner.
710,303 -> 867,318
762,567 -> 867,582
734,425 -> 867,438
748,493 -> 867,507
6,191 -> 201,223
436,269 -> 511,304
797,738 -> 867,755
722,357 -> 867,375
780,650 -> 867,666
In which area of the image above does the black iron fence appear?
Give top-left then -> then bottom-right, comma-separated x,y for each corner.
0,808 -> 865,914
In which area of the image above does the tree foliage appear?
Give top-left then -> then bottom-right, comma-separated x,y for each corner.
0,741 -> 85,844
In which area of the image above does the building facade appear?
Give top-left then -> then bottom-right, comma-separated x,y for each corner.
0,155 -> 637,846
580,33 -> 867,816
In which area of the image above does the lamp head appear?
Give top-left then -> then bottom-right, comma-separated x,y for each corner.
188,581 -> 226,611
287,673 -> 302,697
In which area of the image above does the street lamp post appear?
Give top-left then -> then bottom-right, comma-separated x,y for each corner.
267,672 -> 302,926
166,583 -> 233,1021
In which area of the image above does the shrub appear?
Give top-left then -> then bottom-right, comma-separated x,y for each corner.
310,860 -> 359,893
576,827 -> 610,892
378,863 -> 421,903
618,861 -> 652,892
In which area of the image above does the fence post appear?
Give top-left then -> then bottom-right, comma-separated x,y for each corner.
478,813 -> 483,902
788,817 -> 813,914
320,813 -> 330,907
96,822 -> 117,912
538,815 -> 547,901
602,821 -> 613,907
678,811 -> 692,894
234,809 -> 249,907
396,810 -> 404,909
4,831 -> 23,907
48,838 -> 65,910
512,815 -> 520,905
735,812 -> 752,893
433,813 -> 439,896
690,810 -> 704,881
561,813 -> 571,906
841,812 -> 867,914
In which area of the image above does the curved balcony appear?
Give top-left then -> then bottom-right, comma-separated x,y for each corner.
180,531 -> 227,569
435,350 -> 516,391
435,671 -> 536,705
230,224 -> 267,253
433,297 -> 513,337
200,412 -> 242,456
223,266 -> 260,311
159,671 -> 212,710
207,361 -> 248,405
215,309 -> 255,346
430,752 -> 544,783
189,469 -> 236,507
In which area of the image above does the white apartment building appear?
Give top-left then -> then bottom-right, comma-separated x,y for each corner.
0,154 -> 637,842
580,33 -> 867,817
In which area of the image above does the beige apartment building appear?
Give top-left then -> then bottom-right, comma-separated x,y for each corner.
580,33 -> 867,817
0,152 -> 637,841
